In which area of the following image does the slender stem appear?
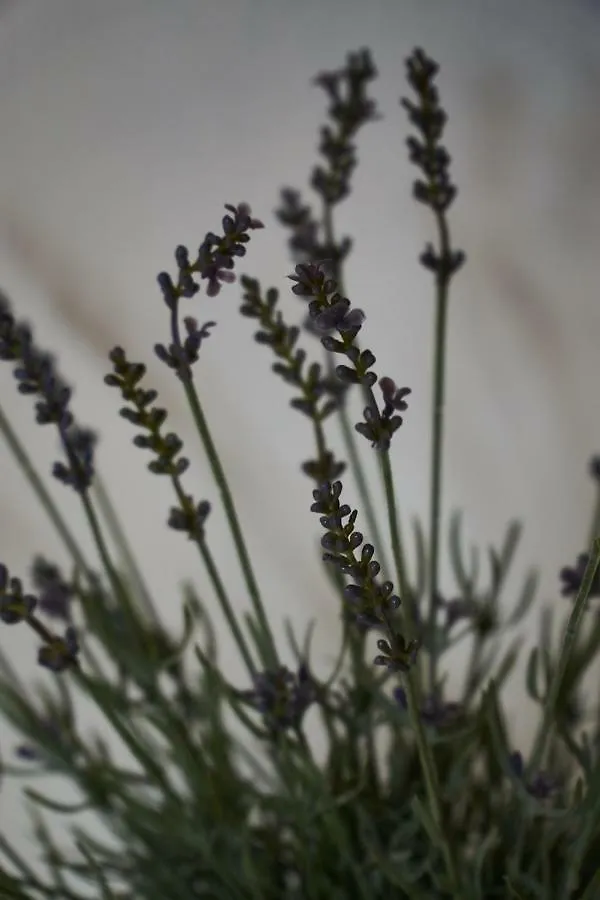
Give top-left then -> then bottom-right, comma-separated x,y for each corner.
462,633 -> 484,705
77,482 -> 159,685
588,481 -> 600,548
312,412 -> 328,464
427,212 -> 451,694
404,674 -> 462,897
167,291 -> 276,670
379,603 -> 461,897
380,450 -> 414,636
0,404 -> 90,575
87,459 -> 257,681
0,406 -> 111,675
0,406 -> 120,677
79,490 -> 130,612
198,540 -> 256,679
92,472 -> 159,622
528,536 -> 600,776
169,474 -> 257,679
182,378 -> 278,670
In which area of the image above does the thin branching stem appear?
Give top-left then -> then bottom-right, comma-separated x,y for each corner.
182,377 -> 278,670
588,477 -> 600,548
380,449 -> 414,636
92,472 -> 159,622
78,490 -> 131,614
169,473 -> 257,679
405,675 -> 462,897
379,607 -> 462,897
0,404 -> 111,678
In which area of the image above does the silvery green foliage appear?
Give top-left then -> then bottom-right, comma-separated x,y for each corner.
0,47 -> 599,900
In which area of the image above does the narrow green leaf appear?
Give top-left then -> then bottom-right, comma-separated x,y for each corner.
507,569 -> 538,628
526,646 -> 541,702
24,787 -> 91,815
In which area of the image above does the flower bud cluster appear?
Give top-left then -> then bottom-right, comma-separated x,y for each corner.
156,202 -> 264,307
394,686 -> 463,729
509,751 -> 559,800
560,552 -> 600,600
31,557 -> 74,620
289,262 -> 410,450
240,275 -> 347,484
105,347 -> 211,542
0,564 -> 79,672
401,49 -> 465,279
154,204 -> 263,381
311,48 -> 380,207
311,481 -> 419,671
240,662 -> 317,733
0,291 -> 96,492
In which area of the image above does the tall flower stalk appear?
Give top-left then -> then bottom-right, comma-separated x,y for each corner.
276,50 -> 394,584
401,50 -> 465,693
153,207 -> 279,670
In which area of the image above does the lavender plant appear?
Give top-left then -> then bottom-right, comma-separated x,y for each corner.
0,47 -> 599,899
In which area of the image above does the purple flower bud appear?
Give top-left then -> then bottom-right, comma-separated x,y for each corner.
38,626 -> 79,673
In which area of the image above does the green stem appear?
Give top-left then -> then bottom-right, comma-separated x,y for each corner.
79,491 -> 130,612
427,212 -> 451,694
92,472 -> 159,622
77,483 -> 160,686
0,406 -> 132,684
86,463 -> 257,682
528,536 -> 600,776
511,541 -> 600,883
379,598 -> 461,897
169,474 -> 257,679
198,540 -> 256,678
182,378 -> 278,670
404,674 -> 462,897
0,404 -> 90,575
380,450 -> 414,636
588,481 -> 600,548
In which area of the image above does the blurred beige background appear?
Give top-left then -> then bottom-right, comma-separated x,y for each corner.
0,0 -> 599,883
